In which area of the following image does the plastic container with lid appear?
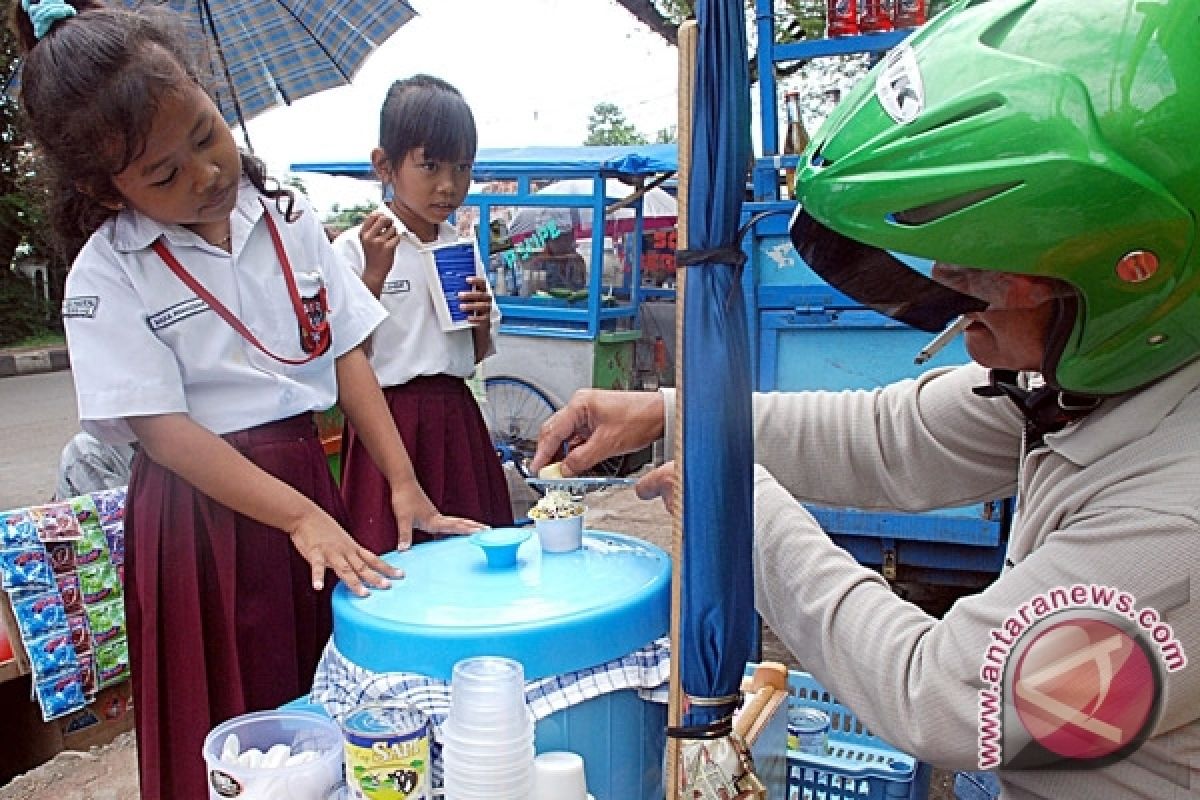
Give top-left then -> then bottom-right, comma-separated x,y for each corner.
331,530 -> 671,800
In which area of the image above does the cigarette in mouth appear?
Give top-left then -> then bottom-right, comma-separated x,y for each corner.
914,315 -> 969,365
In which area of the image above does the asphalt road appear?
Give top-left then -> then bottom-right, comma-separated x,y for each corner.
0,370 -> 78,510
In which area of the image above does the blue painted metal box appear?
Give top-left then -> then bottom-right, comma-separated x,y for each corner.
741,203 -> 1009,587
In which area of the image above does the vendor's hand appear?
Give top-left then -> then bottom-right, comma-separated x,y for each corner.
288,512 -> 401,597
531,389 -> 666,477
458,276 -> 494,326
389,481 -> 488,551
359,211 -> 400,284
635,461 -> 677,516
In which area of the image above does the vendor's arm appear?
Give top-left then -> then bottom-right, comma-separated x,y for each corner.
128,413 -> 397,596
749,364 -> 1023,511
334,346 -> 487,548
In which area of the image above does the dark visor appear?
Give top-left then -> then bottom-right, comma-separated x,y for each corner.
789,209 -> 987,332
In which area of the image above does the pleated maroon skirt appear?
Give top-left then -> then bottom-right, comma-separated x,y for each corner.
123,414 -> 349,800
340,374 -> 513,547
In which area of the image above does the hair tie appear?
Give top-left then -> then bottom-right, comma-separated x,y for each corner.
22,0 -> 77,40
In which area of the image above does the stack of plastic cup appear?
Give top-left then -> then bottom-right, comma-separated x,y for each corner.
441,656 -> 535,799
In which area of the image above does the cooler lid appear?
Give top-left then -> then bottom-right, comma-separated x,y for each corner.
331,530 -> 671,681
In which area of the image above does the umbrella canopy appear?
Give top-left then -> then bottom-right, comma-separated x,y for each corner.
507,179 -> 678,242
121,0 -> 416,133
677,0 -> 755,736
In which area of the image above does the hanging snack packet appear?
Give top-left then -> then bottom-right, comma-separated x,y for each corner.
25,631 -> 79,676
56,571 -> 84,615
12,590 -> 69,640
46,541 -> 78,574
67,610 -> 91,650
34,669 -> 87,721
1,510 -> 39,549
96,637 -> 130,688
102,522 -> 124,567
85,597 -> 126,647
0,547 -> 56,591
73,522 -> 110,568
79,560 -> 122,606
29,502 -> 83,543
89,487 -> 126,525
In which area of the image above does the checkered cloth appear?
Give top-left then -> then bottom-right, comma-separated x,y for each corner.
308,637 -> 670,787
308,636 -> 671,731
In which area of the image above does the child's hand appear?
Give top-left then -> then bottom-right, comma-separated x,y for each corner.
288,514 -> 401,597
389,481 -> 488,551
359,211 -> 399,285
458,276 -> 494,327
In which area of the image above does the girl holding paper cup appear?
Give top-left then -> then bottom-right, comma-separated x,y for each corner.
331,75 -> 512,543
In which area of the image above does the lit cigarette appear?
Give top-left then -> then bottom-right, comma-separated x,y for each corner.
914,315 -> 969,365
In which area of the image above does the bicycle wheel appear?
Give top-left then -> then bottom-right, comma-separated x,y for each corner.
482,376 -> 559,480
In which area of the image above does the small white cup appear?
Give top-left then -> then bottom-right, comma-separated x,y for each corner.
532,751 -> 588,800
533,513 -> 584,553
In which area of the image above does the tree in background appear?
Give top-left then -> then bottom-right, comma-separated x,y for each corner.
0,11 -> 61,346
585,103 -> 650,146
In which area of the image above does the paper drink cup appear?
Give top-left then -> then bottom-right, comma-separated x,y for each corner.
424,241 -> 477,331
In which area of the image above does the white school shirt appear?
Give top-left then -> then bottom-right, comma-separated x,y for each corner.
63,181 -> 387,443
330,211 -> 500,388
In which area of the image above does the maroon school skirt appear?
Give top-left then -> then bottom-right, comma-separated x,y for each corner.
123,414 -> 349,800
340,374 -> 513,547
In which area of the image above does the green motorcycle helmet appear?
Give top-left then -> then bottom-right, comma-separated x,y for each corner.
791,0 -> 1199,395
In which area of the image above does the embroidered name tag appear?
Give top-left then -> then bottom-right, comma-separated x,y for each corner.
147,298 -> 209,330
383,279 -> 411,294
62,296 -> 99,319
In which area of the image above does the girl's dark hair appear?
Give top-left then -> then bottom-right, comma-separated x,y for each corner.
379,74 -> 477,165
9,1 -> 294,260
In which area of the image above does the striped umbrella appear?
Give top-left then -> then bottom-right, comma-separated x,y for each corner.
123,1 -> 416,136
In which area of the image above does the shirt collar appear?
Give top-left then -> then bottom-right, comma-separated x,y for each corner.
378,205 -> 459,245
109,178 -> 261,253
1043,358 -> 1200,465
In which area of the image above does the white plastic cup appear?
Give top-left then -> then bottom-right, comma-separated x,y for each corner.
533,513 -> 584,553
532,751 -> 589,800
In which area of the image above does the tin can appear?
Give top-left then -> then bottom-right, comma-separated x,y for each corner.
787,707 -> 830,756
340,702 -> 430,800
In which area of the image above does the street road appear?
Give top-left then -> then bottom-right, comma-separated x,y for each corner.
0,370 -> 78,510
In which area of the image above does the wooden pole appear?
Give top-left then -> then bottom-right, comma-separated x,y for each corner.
667,18 -> 697,800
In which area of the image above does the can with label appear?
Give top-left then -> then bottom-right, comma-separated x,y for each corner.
340,702 -> 430,800
787,707 -> 830,756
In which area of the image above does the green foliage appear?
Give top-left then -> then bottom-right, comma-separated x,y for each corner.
0,268 -> 48,347
322,202 -> 378,238
585,103 -> 649,146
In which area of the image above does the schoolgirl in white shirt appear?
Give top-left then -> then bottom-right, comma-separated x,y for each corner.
11,5 -> 482,798
332,75 -> 513,544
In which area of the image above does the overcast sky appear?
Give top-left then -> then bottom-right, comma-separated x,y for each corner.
243,0 -> 680,214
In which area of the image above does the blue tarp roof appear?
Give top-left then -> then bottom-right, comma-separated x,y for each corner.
291,144 -> 678,180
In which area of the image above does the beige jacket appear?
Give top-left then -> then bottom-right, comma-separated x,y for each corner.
668,360 -> 1200,798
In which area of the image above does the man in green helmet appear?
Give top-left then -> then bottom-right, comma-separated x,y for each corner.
532,0 -> 1198,796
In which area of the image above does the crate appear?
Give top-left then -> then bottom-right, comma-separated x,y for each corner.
786,671 -> 926,800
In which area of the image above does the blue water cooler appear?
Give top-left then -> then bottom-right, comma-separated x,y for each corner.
331,530 -> 671,800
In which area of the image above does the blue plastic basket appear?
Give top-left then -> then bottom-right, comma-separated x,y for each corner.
786,671 -> 926,800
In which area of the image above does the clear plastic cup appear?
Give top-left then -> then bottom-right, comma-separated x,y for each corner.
448,656 -> 528,731
443,763 -> 533,799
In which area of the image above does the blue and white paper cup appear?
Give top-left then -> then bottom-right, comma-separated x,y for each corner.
424,240 -> 477,331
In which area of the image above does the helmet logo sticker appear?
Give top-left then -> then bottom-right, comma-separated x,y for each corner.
876,44 -> 924,124
1115,251 -> 1159,284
